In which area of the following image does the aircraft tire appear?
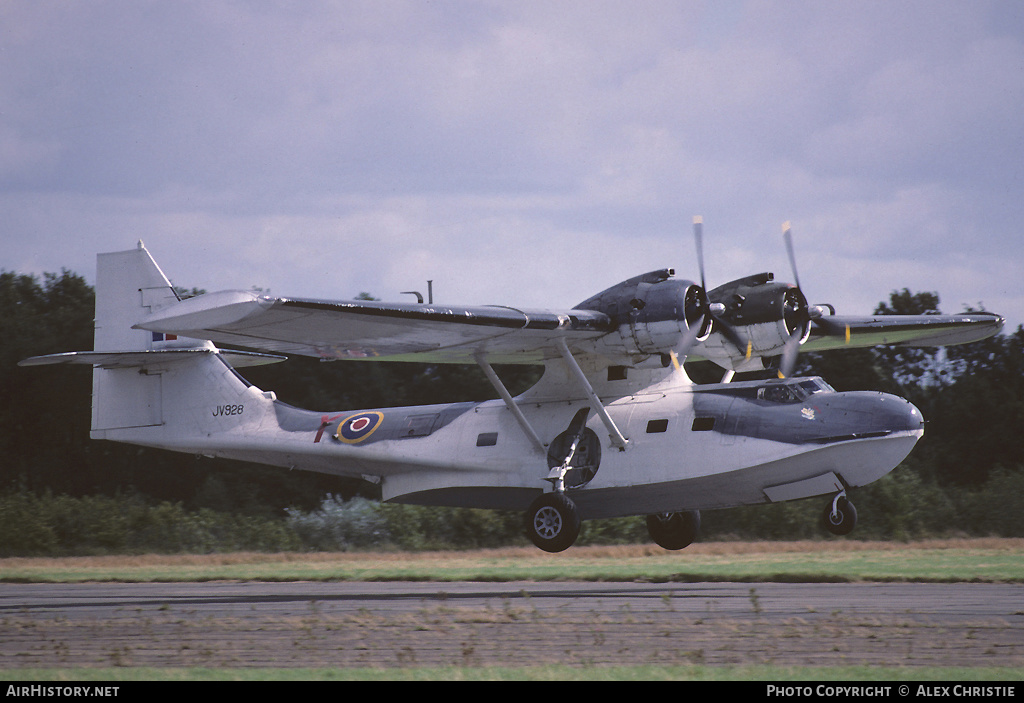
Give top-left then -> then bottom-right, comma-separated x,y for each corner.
822,497 -> 857,536
645,510 -> 700,550
525,492 -> 581,553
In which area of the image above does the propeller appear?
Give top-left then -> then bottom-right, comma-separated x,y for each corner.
670,216 -> 750,371
777,222 -> 808,378
695,216 -> 753,360
672,218 -> 850,379
777,221 -> 850,378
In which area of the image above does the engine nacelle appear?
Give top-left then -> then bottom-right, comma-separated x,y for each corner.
702,272 -> 811,369
574,269 -> 710,361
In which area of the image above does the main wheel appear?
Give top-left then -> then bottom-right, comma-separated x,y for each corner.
646,510 -> 700,550
822,497 -> 857,536
524,493 -> 581,553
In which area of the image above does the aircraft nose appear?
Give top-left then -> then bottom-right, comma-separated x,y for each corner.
838,392 -> 924,436
883,394 -> 924,434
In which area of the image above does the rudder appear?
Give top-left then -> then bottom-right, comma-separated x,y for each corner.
92,242 -> 184,433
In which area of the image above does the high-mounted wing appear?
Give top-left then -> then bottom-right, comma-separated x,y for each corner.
136,289 -> 612,365
25,238 -> 1005,379
136,279 -> 1005,372
803,312 -> 1006,352
17,347 -> 286,369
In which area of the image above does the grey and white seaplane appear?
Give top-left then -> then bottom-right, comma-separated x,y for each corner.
21,220 -> 1004,551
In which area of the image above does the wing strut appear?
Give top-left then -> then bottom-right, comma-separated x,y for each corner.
474,352 -> 547,456
555,339 -> 629,451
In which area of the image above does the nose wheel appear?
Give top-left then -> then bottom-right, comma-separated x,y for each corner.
822,491 -> 857,536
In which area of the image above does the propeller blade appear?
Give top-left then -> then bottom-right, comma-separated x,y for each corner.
667,215 -> 714,371
777,331 -> 802,379
782,221 -> 849,344
783,221 -> 801,292
691,215 -> 753,364
693,216 -> 706,291
671,312 -> 708,370
717,319 -> 752,361
778,220 -> 810,376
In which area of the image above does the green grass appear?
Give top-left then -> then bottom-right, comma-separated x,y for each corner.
3,541 -> 1022,682
3,539 -> 1023,584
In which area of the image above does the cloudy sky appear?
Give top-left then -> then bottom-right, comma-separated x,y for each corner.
2,0 -> 1022,333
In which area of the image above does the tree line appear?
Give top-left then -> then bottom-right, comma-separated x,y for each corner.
1,269 -> 1021,555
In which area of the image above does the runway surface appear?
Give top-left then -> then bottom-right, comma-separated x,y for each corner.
2,581 -> 1023,669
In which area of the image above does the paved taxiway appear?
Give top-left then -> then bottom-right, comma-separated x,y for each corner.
2,581 -> 1022,669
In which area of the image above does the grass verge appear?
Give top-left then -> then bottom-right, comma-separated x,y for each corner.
2,539 -> 1023,583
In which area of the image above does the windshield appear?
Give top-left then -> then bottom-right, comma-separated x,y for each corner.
757,377 -> 833,403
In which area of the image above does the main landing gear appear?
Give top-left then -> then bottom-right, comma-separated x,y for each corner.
525,409 -> 590,553
822,491 -> 858,536
524,494 -> 704,553
646,510 -> 701,550
525,492 -> 581,553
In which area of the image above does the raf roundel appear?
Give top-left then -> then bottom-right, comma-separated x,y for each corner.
336,411 -> 384,444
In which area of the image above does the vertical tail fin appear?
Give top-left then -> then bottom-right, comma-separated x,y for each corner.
94,240 -> 180,352
92,242 -> 186,433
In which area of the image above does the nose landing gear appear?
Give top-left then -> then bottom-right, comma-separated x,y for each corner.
822,490 -> 858,536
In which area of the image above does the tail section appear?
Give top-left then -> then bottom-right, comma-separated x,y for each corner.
88,243 -> 284,450
20,243 -> 285,452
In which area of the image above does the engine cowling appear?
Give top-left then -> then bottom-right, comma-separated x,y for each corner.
703,272 -> 811,369
574,269 -> 710,361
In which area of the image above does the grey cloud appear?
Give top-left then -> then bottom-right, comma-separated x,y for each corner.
1,0 -> 1020,331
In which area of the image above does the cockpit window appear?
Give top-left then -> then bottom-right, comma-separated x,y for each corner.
757,378 -> 833,404
808,378 -> 834,393
797,379 -> 833,397
758,385 -> 798,403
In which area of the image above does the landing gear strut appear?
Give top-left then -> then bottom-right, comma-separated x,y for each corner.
525,409 -> 593,553
524,492 -> 581,553
822,491 -> 857,536
646,510 -> 701,550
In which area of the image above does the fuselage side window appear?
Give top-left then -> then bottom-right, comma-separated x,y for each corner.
692,417 -> 715,431
476,432 -> 498,447
646,419 -> 669,433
